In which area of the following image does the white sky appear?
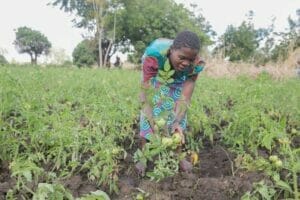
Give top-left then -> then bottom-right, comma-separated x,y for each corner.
0,0 -> 298,63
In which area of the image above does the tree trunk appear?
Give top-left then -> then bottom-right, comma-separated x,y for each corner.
103,12 -> 116,68
29,53 -> 36,65
98,28 -> 102,68
103,39 -> 112,67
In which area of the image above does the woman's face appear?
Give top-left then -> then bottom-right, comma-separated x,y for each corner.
169,47 -> 198,71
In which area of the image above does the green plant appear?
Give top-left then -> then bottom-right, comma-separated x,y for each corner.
241,181 -> 276,200
10,158 -> 44,191
76,190 -> 110,200
33,183 -> 73,200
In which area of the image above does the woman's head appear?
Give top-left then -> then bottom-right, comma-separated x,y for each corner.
169,30 -> 200,71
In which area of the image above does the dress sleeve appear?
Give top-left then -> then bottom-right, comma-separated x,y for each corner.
142,56 -> 159,83
187,65 -> 204,81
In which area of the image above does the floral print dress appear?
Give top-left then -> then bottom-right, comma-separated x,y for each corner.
140,38 -> 204,140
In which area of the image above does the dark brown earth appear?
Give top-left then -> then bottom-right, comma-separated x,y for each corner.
0,136 -> 266,200
111,142 -> 265,200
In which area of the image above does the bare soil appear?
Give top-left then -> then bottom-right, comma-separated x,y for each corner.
0,136 -> 266,200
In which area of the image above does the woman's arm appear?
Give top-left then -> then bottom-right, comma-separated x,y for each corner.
172,79 -> 196,143
140,81 -> 155,129
140,57 -> 159,129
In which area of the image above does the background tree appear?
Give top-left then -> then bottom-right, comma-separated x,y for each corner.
0,54 -> 8,66
51,0 -> 119,68
116,0 -> 212,63
214,11 -> 259,62
13,26 -> 51,65
51,0 -> 212,65
214,9 -> 300,64
252,18 -> 276,65
0,47 -> 8,65
271,9 -> 300,62
72,39 -> 97,67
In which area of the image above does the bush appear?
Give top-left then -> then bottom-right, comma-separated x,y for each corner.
0,54 -> 8,66
72,40 -> 97,68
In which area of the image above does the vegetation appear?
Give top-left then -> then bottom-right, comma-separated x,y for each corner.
51,0 -> 212,66
215,9 -> 300,65
0,66 -> 299,199
72,39 -> 97,67
0,54 -> 8,66
2,2 -> 299,200
13,27 -> 52,65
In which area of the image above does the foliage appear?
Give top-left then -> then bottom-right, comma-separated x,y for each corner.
13,26 -> 51,65
215,9 -> 300,64
0,66 -> 139,198
117,0 -> 211,62
0,54 -> 8,65
72,39 -> 97,67
190,74 -> 300,199
50,0 -> 119,67
77,190 -> 110,200
51,0 -> 212,64
33,183 -> 73,200
271,9 -> 300,62
217,21 -> 258,62
0,66 -> 299,198
241,181 -> 276,200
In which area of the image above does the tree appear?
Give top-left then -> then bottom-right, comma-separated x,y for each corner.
0,47 -> 8,65
271,9 -> 300,62
217,22 -> 258,62
72,39 -> 97,67
214,11 -> 259,62
51,0 -> 118,68
51,0 -> 212,65
0,54 -> 8,66
116,0 -> 212,63
14,27 -> 51,64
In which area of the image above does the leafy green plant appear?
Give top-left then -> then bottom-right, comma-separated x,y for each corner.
241,181 -> 276,200
10,158 -> 44,191
76,190 -> 110,200
33,183 -> 73,200
1,66 -> 299,198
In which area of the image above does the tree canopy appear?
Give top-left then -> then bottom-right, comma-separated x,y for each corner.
114,0 -> 212,62
51,0 -> 212,65
72,39 -> 97,67
214,9 -> 299,64
14,26 -> 52,64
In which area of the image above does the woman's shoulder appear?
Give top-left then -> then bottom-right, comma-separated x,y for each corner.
145,38 -> 173,57
143,38 -> 173,68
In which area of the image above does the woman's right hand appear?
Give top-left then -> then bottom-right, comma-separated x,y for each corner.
172,122 -> 185,144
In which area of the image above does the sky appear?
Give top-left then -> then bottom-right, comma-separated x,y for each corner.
0,0 -> 298,63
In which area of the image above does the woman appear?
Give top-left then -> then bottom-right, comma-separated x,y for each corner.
138,30 -> 205,174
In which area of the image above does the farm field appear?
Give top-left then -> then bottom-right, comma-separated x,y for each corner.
0,66 -> 299,200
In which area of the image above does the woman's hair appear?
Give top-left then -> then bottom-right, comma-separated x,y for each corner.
172,30 -> 200,51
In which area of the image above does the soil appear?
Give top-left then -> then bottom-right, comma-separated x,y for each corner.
0,135 -> 266,200
111,141 -> 265,200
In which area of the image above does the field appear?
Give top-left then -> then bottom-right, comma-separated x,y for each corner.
0,66 -> 299,200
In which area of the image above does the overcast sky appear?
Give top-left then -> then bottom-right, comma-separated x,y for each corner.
0,0 -> 298,63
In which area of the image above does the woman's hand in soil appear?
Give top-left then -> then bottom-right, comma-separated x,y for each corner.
172,122 -> 185,144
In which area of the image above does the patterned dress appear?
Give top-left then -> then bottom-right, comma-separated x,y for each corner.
140,38 -> 204,140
